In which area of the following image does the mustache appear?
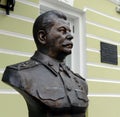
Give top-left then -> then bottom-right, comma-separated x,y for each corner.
62,41 -> 73,48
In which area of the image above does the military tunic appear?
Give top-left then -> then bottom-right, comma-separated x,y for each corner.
2,51 -> 88,117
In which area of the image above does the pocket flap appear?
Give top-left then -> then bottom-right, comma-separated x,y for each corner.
75,89 -> 88,102
37,87 -> 65,101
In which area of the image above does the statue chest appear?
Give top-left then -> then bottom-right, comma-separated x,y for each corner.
23,68 -> 88,109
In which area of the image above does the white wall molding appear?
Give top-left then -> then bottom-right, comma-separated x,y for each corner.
9,13 -> 35,23
58,0 -> 74,6
0,89 -> 19,94
87,20 -> 120,34
0,11 -> 34,23
84,7 -> 120,22
87,47 -> 120,57
87,78 -> 120,84
1,89 -> 120,97
87,33 -> 119,45
88,93 -> 120,98
0,48 -> 33,57
0,30 -> 33,41
87,62 -> 120,70
16,0 -> 39,8
0,69 -> 4,74
87,47 -> 120,58
87,48 -> 100,53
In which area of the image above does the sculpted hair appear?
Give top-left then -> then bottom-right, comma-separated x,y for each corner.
33,10 -> 67,49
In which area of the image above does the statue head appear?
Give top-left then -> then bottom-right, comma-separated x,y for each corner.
33,10 -> 73,61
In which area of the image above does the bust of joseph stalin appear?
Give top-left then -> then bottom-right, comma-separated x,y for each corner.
2,10 -> 89,117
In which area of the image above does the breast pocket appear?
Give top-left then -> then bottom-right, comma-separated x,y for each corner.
75,89 -> 89,102
37,87 -> 65,101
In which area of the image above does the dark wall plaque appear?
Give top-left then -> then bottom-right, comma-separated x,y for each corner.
100,42 -> 118,65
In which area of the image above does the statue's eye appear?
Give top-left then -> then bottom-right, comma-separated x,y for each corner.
58,27 -> 66,34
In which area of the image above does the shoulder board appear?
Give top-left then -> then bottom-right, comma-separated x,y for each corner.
74,73 -> 86,81
66,66 -> 86,81
8,60 -> 40,70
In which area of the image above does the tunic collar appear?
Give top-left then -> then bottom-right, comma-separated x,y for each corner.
31,51 -> 66,74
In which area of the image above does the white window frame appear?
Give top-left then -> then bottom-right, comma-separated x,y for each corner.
109,0 -> 120,4
40,0 -> 87,78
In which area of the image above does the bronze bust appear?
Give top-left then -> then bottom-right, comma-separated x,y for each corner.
2,10 -> 88,117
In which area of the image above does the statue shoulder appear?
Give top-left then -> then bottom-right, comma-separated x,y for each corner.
74,73 -> 86,81
7,59 -> 40,71
66,66 -> 86,81
2,60 -> 40,88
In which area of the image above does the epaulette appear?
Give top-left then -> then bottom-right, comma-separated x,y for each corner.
74,73 -> 86,81
66,66 -> 86,81
7,60 -> 40,71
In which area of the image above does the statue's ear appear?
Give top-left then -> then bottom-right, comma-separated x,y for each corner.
38,30 -> 47,44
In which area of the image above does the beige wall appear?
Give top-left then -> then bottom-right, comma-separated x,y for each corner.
0,0 -> 39,116
73,0 -> 120,116
1,0 -> 120,117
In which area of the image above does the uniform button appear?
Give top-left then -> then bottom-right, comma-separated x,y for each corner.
35,61 -> 38,65
78,85 -> 83,90
73,77 -> 79,83
20,63 -> 26,67
67,87 -> 72,91
48,62 -> 53,66
59,67 -> 63,72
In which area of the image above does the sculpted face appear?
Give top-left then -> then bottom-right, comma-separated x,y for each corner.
45,18 -> 73,60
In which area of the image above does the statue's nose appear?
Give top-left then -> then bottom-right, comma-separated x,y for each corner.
66,33 -> 73,41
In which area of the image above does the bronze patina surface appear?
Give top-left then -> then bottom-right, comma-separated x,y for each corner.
2,10 -> 88,117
